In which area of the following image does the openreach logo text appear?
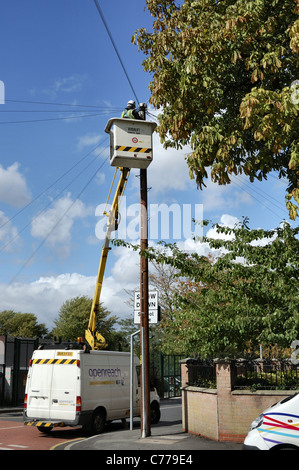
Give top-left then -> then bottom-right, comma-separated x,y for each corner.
0,80 -> 4,104
95,197 -> 203,243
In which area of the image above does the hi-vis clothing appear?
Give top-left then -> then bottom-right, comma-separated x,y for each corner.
121,109 -> 135,119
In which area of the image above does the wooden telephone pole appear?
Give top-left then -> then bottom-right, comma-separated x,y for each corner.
139,104 -> 151,437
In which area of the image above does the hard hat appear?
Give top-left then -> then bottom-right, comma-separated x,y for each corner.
127,100 -> 136,109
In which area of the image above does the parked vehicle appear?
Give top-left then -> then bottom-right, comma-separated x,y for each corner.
243,393 -> 299,450
24,345 -> 160,434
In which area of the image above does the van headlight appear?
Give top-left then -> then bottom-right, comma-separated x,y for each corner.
250,414 -> 263,430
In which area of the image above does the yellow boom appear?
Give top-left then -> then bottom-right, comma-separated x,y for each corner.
85,167 -> 130,350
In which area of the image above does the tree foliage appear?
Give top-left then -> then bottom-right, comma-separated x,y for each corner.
0,310 -> 48,337
52,296 -> 120,347
133,0 -> 299,218
125,221 -> 299,357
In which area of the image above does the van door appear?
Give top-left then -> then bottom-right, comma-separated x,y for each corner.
49,351 -> 79,422
26,350 -> 56,419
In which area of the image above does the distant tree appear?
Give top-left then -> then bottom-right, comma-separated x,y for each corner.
0,310 -> 48,337
134,0 -> 299,218
51,296 -> 120,347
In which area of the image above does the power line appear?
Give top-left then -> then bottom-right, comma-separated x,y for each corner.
5,98 -> 122,109
8,155 -> 109,284
230,174 -> 287,220
93,0 -> 140,104
0,112 -> 107,125
0,138 -> 108,231
0,109 -> 121,113
0,138 -> 109,251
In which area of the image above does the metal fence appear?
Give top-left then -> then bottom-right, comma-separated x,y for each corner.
234,359 -> 299,391
184,358 -> 299,391
0,336 -> 39,406
150,353 -> 185,398
185,359 -> 217,389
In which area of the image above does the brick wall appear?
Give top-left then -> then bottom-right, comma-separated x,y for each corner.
181,358 -> 295,443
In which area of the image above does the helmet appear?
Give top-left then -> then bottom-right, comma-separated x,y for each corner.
127,100 -> 136,109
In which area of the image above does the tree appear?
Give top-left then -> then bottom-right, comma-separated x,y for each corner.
127,220 -> 299,357
133,0 -> 299,218
0,310 -> 48,337
52,296 -> 119,347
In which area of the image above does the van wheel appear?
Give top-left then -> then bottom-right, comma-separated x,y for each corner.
150,402 -> 161,424
91,409 -> 106,434
37,426 -> 52,434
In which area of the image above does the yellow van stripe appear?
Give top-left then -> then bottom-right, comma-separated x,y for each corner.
25,421 -> 65,428
32,358 -> 77,365
115,145 -> 152,153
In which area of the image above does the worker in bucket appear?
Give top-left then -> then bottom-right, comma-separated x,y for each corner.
121,100 -> 146,120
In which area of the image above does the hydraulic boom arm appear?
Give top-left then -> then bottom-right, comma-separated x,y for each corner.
85,167 -> 130,350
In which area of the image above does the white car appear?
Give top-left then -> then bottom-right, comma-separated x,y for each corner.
243,393 -> 299,450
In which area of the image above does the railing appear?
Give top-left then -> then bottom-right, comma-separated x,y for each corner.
185,359 -> 216,389
234,359 -> 299,391
183,358 -> 299,391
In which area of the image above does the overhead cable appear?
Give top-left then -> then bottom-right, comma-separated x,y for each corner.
8,155 -> 109,284
93,0 -> 139,104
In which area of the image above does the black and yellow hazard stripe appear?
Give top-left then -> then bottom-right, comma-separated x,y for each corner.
31,358 -> 77,365
115,145 -> 152,153
24,421 -> 65,428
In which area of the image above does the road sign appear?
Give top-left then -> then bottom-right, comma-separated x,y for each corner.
134,291 -> 159,324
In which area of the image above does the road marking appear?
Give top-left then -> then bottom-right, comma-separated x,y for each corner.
8,444 -> 29,448
0,425 -> 24,430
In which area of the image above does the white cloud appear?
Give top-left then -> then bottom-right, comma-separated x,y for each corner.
0,265 -> 135,330
76,132 -> 103,150
41,74 -> 89,97
30,194 -> 89,257
110,246 -> 140,284
0,162 -> 32,207
53,74 -> 88,94
148,133 -> 190,195
206,214 -> 240,240
0,213 -> 281,332
0,273 -> 95,328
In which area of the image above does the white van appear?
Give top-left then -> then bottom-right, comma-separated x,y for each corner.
23,346 -> 160,434
243,393 -> 299,450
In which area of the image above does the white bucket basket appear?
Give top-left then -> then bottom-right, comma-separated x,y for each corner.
105,118 -> 157,169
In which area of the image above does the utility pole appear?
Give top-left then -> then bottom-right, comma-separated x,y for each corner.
139,103 -> 151,437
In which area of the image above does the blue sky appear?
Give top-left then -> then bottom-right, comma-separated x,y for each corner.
0,0 -> 292,331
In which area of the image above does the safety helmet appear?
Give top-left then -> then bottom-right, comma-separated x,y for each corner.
127,100 -> 136,109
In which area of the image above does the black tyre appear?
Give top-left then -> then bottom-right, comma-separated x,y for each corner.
37,426 -> 52,434
150,402 -> 161,424
91,408 -> 106,434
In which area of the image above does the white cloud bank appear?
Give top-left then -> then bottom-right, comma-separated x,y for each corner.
0,213 -> 280,332
0,162 -> 32,207
0,247 -> 140,330
30,193 -> 90,257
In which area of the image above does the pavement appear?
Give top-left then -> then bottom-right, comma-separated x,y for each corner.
55,420 -> 243,451
64,428 -> 242,451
